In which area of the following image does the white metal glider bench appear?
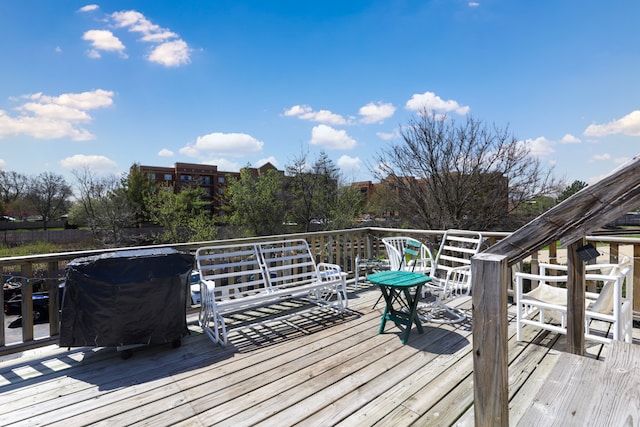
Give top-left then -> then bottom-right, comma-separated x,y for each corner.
196,239 -> 348,346
514,257 -> 634,344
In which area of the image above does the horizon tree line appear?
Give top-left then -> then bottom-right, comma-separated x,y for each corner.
2,113 -> 601,247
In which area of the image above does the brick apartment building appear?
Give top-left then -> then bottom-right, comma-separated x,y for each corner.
137,162 -> 509,223
137,162 -> 281,218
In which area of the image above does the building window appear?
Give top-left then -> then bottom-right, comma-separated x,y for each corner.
148,173 -> 156,180
180,174 -> 193,182
218,176 -> 225,183
164,174 -> 173,181
201,176 -> 211,185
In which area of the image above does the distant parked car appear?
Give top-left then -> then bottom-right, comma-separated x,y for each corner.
3,277 -> 25,301
4,283 -> 65,323
0,215 -> 16,221
190,271 -> 201,305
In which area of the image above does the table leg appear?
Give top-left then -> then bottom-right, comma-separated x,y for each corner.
399,287 -> 420,344
377,283 -> 425,345
378,286 -> 391,334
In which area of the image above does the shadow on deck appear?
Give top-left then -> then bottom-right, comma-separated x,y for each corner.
0,281 -> 633,426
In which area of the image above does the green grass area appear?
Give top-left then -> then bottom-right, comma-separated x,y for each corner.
0,242 -> 65,257
0,241 -> 97,257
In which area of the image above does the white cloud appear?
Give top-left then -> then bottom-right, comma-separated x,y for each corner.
309,125 -> 357,150
86,49 -> 101,59
521,136 -> 555,158
180,132 -> 264,157
283,105 -> 348,125
583,110 -> 640,137
148,40 -> 191,67
30,89 -> 114,110
373,161 -> 393,177
592,153 -> 611,161
18,103 -> 91,122
0,158 -> 5,169
0,89 -> 114,141
377,129 -> 401,141
337,155 -> 362,175
81,9 -> 192,67
405,91 -> 470,115
560,134 -> 581,144
82,30 -> 127,58
158,148 -> 174,157
256,156 -> 278,168
359,102 -> 396,124
203,158 -> 241,172
111,10 -> 190,66
0,112 -> 93,140
78,4 -> 99,13
59,154 -> 117,174
111,10 -> 176,41
468,2 -> 480,7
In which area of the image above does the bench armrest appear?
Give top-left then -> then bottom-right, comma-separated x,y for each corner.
317,262 -> 346,284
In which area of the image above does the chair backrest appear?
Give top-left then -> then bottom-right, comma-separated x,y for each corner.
533,256 -> 632,314
257,239 -> 321,291
433,230 -> 484,273
382,236 -> 433,273
196,243 -> 268,302
588,257 -> 632,314
196,239 -> 335,302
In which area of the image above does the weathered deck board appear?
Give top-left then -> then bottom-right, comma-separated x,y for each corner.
0,282 -> 636,427
520,339 -> 640,426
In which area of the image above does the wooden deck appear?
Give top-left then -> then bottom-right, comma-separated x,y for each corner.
0,281 -> 636,426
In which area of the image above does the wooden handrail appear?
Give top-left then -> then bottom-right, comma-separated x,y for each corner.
472,154 -> 640,426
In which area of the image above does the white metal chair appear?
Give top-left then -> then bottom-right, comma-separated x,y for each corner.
515,256 -> 634,344
376,236 -> 433,309
381,236 -> 434,274
418,230 -> 484,324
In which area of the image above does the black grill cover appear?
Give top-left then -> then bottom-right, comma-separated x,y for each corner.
60,248 -> 193,347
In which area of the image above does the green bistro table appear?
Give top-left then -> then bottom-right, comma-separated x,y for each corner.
367,270 -> 431,345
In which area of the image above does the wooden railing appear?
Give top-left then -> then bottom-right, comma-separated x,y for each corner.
2,227 -> 639,356
472,155 -> 640,426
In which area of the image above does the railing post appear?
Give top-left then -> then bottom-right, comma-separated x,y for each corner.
548,240 -> 557,264
21,262 -> 34,342
530,251 -> 539,275
609,242 -> 619,263
567,239 -> 586,355
634,243 -> 640,314
472,253 -> 509,426
0,279 -> 4,346
48,261 -> 61,337
366,233 -> 373,259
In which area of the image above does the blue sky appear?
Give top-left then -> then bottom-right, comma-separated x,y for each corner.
1,1 -> 639,189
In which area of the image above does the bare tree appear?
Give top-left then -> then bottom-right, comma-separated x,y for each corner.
285,151 -> 341,231
373,112 -> 561,231
0,170 -> 28,216
72,168 -> 136,246
26,172 -> 73,229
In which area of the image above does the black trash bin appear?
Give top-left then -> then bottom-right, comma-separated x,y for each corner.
60,248 -> 194,353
